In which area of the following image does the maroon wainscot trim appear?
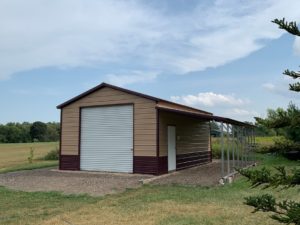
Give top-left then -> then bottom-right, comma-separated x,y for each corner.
60,155 -> 80,170
133,156 -> 168,175
176,151 -> 211,170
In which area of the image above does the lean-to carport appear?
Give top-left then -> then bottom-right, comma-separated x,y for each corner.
157,107 -> 256,182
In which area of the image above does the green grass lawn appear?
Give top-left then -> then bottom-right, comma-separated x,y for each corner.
0,142 -> 58,173
0,154 -> 299,225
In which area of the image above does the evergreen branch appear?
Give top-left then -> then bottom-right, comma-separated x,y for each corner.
245,195 -> 300,224
289,82 -> 300,92
237,167 -> 300,188
272,18 -> 300,36
283,69 -> 300,79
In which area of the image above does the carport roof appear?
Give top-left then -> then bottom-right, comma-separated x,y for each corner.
157,106 -> 255,127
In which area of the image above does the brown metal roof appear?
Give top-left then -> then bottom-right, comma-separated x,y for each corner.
56,82 -> 212,115
57,82 -> 252,127
157,106 -> 255,127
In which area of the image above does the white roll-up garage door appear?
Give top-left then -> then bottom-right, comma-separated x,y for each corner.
80,105 -> 133,173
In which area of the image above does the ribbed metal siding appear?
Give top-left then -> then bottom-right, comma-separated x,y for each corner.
80,105 -> 133,173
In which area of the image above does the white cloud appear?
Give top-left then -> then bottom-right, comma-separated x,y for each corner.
1,0 -> 300,80
170,91 -> 260,121
226,108 -> 259,117
293,37 -> 300,55
10,88 -> 61,96
105,71 -> 158,87
262,81 -> 300,101
262,83 -> 276,91
171,92 -> 246,107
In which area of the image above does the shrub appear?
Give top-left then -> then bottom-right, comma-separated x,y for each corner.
27,147 -> 34,163
211,137 -> 222,159
44,147 -> 59,160
260,137 -> 300,159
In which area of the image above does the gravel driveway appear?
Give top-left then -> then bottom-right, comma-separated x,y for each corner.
0,168 -> 152,196
151,161 -> 222,186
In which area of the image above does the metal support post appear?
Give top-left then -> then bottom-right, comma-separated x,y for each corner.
221,122 -> 224,177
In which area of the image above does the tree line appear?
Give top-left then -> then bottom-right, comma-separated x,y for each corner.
0,121 -> 60,143
255,103 -> 300,142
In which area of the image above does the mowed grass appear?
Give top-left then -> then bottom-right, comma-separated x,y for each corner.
0,154 -> 299,225
0,142 -> 58,173
0,188 -> 99,225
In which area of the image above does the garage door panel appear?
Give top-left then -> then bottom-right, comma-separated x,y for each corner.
80,105 -> 133,173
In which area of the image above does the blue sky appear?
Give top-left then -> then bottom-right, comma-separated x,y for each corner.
1,0 -> 300,123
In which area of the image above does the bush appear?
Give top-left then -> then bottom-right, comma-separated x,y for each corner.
44,147 -> 59,160
211,137 -> 222,159
27,147 -> 34,163
263,137 -> 300,159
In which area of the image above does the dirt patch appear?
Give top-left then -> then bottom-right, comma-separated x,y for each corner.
150,161 -> 222,186
0,168 -> 152,196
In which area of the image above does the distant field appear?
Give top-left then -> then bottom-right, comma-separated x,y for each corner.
211,136 -> 277,159
255,136 -> 279,147
0,142 -> 58,173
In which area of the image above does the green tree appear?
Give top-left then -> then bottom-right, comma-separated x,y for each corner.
255,103 -> 300,142
30,121 -> 47,142
272,18 -> 300,92
45,122 -> 60,141
0,121 -> 60,143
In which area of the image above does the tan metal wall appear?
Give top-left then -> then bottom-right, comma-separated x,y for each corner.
159,111 -> 211,157
61,86 -> 157,157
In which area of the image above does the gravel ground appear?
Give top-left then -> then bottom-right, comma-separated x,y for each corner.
151,160 -> 222,186
0,168 -> 152,196
0,161 -> 232,196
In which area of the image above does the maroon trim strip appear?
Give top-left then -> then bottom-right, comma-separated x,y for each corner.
60,155 -> 80,170
133,156 -> 158,175
132,103 -> 135,172
177,159 -> 210,170
59,109 -> 62,170
78,108 -> 82,170
133,156 -> 168,175
156,108 -> 160,174
176,151 -> 211,170
209,122 -> 213,162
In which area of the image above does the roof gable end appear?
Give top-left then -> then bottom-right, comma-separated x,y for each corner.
57,82 -> 159,109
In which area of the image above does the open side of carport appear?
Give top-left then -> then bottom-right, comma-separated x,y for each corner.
155,108 -> 212,174
156,107 -> 256,180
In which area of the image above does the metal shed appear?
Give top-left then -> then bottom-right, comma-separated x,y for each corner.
57,82 -> 254,175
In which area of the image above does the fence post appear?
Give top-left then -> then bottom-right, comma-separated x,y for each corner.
221,122 -> 224,177
227,123 -> 230,175
232,125 -> 235,171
